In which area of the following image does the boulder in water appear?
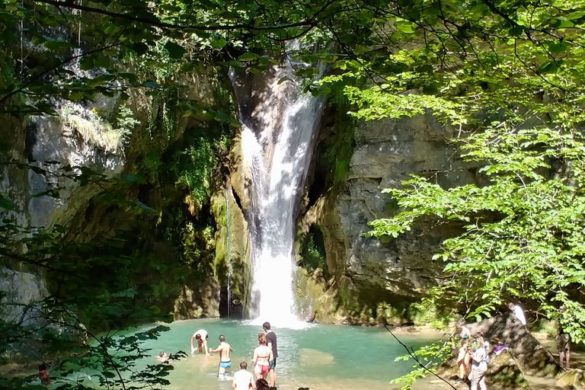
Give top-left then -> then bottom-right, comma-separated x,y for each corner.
298,348 -> 335,366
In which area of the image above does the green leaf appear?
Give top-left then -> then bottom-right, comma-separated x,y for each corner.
44,40 -> 71,50
556,19 -> 574,28
537,60 -> 560,74
238,52 -> 259,61
508,26 -> 524,36
566,11 -> 585,20
395,20 -> 416,34
0,194 -> 15,210
130,42 -> 149,55
209,37 -> 227,49
547,40 -> 569,54
164,41 -> 186,59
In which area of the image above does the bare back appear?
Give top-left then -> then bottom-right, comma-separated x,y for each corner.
216,341 -> 232,362
253,345 -> 272,366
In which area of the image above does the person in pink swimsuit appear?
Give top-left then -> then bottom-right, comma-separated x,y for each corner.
252,333 -> 273,380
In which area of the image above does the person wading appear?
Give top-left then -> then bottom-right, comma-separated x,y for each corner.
233,361 -> 255,390
210,334 -> 233,380
191,329 -> 210,356
263,321 -> 278,388
253,333 -> 273,381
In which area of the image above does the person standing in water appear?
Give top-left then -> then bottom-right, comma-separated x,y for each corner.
191,329 -> 210,356
233,361 -> 255,390
211,334 -> 233,380
253,333 -> 273,380
156,352 -> 170,364
263,322 -> 278,387
38,363 -> 50,385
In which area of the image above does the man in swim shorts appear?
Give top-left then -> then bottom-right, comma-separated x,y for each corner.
263,322 -> 278,387
191,329 -> 210,356
211,334 -> 233,380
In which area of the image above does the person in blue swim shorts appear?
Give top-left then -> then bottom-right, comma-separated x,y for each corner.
210,334 -> 233,380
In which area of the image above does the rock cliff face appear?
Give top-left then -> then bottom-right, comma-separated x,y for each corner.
210,186 -> 252,319
301,114 -> 478,323
0,100 -> 124,323
0,268 -> 48,325
2,65 -> 479,327
0,70 -> 229,327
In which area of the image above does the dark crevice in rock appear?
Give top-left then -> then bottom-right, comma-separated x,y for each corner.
25,123 -> 37,162
230,183 -> 243,213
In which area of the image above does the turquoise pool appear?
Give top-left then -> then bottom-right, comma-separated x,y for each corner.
129,319 -> 435,390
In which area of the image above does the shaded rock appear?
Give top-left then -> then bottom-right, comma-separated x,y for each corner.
436,313 -> 562,389
0,268 -> 48,325
298,348 -> 335,366
486,351 -> 526,387
211,189 -> 252,318
173,284 -> 219,319
467,312 -> 560,378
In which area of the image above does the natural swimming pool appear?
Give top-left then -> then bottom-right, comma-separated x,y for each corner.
129,318 -> 436,390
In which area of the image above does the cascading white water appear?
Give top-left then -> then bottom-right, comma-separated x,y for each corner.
234,53 -> 324,326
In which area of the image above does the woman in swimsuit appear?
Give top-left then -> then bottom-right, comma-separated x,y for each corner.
253,333 -> 273,380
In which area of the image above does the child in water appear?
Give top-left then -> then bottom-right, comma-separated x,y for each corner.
38,363 -> 50,385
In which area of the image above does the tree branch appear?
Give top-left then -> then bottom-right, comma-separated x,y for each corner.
0,42 -> 120,105
0,247 -> 63,272
384,324 -> 457,390
34,0 -> 335,32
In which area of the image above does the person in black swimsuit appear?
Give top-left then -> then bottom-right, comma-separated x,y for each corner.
263,322 -> 278,387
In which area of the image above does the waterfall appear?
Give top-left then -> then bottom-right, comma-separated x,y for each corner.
225,184 -> 232,319
232,52 -> 325,326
